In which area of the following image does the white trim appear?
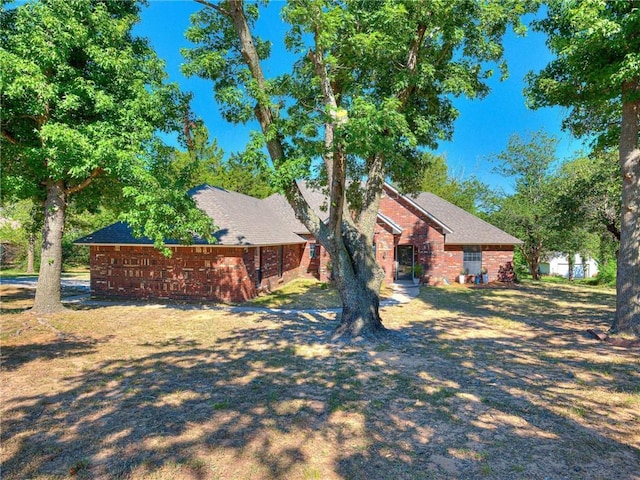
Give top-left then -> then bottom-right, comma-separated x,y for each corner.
376,212 -> 403,235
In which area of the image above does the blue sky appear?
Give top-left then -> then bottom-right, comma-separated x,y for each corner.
135,1 -> 584,192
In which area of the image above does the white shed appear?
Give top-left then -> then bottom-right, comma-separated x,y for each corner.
539,253 -> 599,279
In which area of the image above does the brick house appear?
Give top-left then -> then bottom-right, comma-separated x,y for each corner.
76,183 -> 521,302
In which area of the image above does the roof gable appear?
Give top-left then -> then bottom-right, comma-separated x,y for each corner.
409,191 -> 522,245
382,183 -> 453,233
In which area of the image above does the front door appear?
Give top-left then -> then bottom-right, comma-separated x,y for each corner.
396,245 -> 414,280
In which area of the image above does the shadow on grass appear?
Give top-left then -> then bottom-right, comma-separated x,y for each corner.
1,284 -> 638,479
0,339 -> 98,372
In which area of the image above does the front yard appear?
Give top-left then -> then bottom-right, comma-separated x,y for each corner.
1,282 -> 638,479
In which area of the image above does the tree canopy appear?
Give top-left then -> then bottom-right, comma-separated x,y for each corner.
419,153 -> 490,216
489,131 -> 560,280
170,122 -> 274,198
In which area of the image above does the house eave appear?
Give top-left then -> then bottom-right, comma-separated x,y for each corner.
74,240 -> 307,248
444,241 -> 524,246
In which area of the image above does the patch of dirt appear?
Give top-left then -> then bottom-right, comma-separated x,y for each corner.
1,282 -> 638,480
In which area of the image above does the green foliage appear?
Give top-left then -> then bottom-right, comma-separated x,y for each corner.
183,0 -> 534,198
0,0 -> 213,254
0,200 -> 40,269
527,1 -> 640,333
489,131 -> 560,279
595,258 -> 617,286
512,249 -> 530,279
552,150 -> 620,243
170,122 -> 274,198
182,0 -> 536,333
62,205 -> 118,267
419,153 -> 490,214
526,0 -> 640,146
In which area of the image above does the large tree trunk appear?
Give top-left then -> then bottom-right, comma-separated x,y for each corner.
26,232 -> 35,274
611,84 -> 640,336
333,278 -> 385,339
33,182 -> 67,313
330,241 -> 386,341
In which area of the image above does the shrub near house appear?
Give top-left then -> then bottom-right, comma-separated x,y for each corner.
76,183 -> 522,302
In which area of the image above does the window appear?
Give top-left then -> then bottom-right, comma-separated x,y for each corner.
309,243 -> 320,259
463,246 -> 482,275
278,245 -> 284,278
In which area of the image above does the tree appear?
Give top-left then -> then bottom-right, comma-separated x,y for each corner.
490,131 -> 559,280
419,153 -> 490,215
526,1 -> 640,335
551,151 -> 620,281
554,152 -> 621,244
172,121 -> 274,198
183,0 -> 531,341
0,200 -> 41,272
1,0 -> 212,312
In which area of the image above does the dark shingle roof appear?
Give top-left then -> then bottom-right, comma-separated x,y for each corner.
76,185 -> 306,247
262,182 -> 330,235
190,185 -> 305,245
410,192 -> 522,245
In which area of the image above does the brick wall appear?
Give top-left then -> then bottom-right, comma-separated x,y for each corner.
442,245 -> 516,284
373,224 -> 396,284
378,189 -> 516,285
378,188 -> 447,284
90,243 -> 305,303
256,244 -> 306,292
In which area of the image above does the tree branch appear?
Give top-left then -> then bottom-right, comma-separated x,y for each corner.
307,28 -> 345,244
65,167 -> 103,196
398,24 -> 427,108
194,0 -> 231,17
225,0 -> 328,244
1,129 -> 19,145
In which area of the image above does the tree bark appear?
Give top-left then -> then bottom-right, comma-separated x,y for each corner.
522,243 -> 542,280
332,276 -> 385,340
26,232 -> 35,274
32,182 -> 67,313
567,252 -> 575,281
611,83 -> 640,336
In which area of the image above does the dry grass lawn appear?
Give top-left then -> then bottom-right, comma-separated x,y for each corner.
1,281 -> 638,479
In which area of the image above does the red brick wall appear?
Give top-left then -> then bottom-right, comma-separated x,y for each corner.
378,188 -> 516,285
442,245 -> 515,284
373,223 -> 396,284
298,234 -> 323,281
480,246 -> 516,283
378,189 -> 447,284
256,244 -> 306,292
90,244 -> 304,303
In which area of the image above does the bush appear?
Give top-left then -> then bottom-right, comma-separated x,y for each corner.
595,259 -> 616,286
512,249 -> 530,279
